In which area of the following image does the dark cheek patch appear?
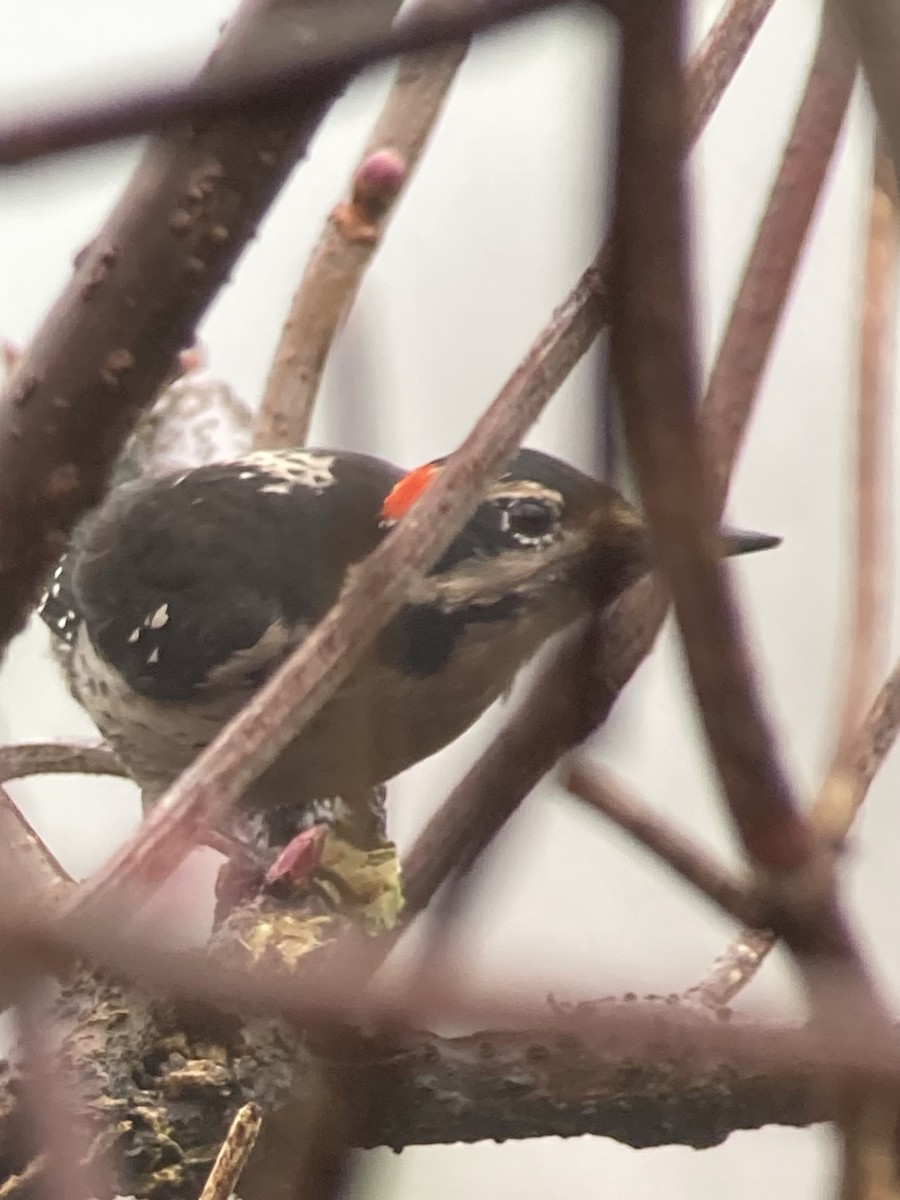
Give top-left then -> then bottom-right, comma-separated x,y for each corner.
379,595 -> 522,678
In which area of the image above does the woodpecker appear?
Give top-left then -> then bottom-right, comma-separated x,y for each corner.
38,446 -> 777,821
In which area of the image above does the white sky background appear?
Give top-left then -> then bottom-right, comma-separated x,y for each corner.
0,0 -> 897,1195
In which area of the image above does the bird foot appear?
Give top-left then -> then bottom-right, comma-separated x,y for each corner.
213,818 -> 358,923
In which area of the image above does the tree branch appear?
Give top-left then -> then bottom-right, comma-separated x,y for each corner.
350,1019 -> 825,1149
0,0 -> 390,652
0,787 -> 72,890
833,138 -> 896,747
199,1104 -> 262,1200
0,741 -> 126,786
255,0 -> 470,449
564,761 -> 763,926
838,0 -> 900,192
690,60 -> 890,1008
0,0 -> 612,168
702,0 -> 857,510
613,11 -> 898,1194
613,0 -> 812,874
399,0 -> 779,917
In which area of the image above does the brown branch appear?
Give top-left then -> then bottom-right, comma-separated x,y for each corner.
685,928 -> 777,1012
12,896 -> 900,1090
615,16 -> 896,1193
839,0 -> 900,192
702,0 -> 857,510
611,0 -> 808,874
399,0 -> 778,917
0,786 -> 72,890
816,139 -> 898,846
7,883 -> 900,1173
564,761 -> 763,927
0,741 -> 126,786
256,0 -> 470,449
685,0 -> 777,137
0,0 -> 387,653
199,1103 -> 262,1200
0,0 -> 603,168
691,98 -> 894,1011
689,649 -> 900,1011
611,44 -> 897,1180
814,656 -> 900,845
832,139 -> 896,748
614,21 -> 900,1200
352,1019 -> 826,1149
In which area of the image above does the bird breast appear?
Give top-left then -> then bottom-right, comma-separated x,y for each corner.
69,584 -> 586,811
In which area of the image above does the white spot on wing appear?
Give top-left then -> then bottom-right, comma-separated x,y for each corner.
127,628 -> 141,644
146,603 -> 169,629
147,647 -> 160,664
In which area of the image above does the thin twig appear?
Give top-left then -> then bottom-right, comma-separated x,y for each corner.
0,740 -> 126,785
0,785 -> 72,888
839,0 -> 900,192
690,651 -> 900,1009
684,928 -> 776,1011
256,0 -> 470,449
702,0 -> 858,510
199,1103 -> 263,1200
0,0 -> 607,168
814,655 -> 900,844
564,761 -> 763,926
816,138 -> 898,843
685,0 -> 777,137
833,138 -> 896,747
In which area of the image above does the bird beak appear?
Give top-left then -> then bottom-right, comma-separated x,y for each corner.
718,527 -> 782,558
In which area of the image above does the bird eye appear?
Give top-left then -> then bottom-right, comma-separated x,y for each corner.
504,498 -> 557,542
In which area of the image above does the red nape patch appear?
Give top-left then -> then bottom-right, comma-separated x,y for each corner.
380,462 -> 441,521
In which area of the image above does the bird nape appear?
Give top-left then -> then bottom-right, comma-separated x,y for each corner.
37,446 -> 778,875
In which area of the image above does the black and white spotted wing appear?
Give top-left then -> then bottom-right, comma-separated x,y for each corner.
37,555 -> 81,648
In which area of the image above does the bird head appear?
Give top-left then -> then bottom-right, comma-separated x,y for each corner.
380,447 -> 778,622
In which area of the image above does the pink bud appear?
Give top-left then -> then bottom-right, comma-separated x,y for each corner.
352,148 -> 407,216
